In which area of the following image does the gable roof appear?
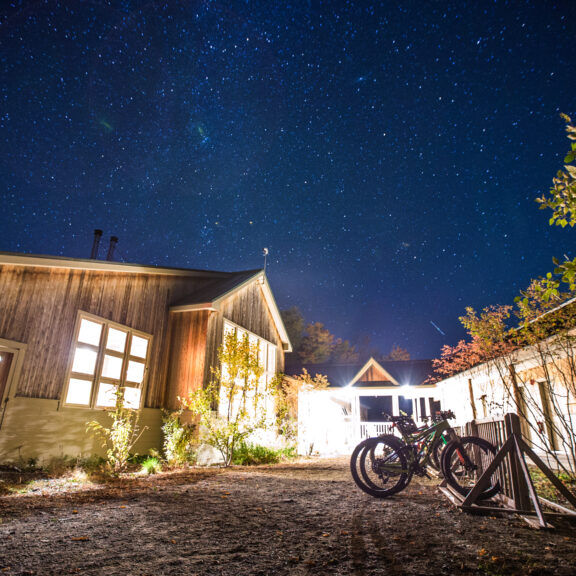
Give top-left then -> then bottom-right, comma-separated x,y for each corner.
170,269 -> 263,310
0,251 -> 227,278
171,269 -> 292,352
286,357 -> 434,388
0,252 -> 292,352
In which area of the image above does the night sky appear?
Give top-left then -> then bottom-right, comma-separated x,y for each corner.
1,1 -> 575,359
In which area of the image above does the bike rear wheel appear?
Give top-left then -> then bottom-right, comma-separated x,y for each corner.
441,436 -> 500,499
350,436 -> 409,498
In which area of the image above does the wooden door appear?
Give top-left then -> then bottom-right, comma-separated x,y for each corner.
0,351 -> 14,403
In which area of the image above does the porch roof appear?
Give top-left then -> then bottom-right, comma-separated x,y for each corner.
286,357 -> 434,388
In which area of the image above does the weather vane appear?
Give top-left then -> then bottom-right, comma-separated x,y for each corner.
263,248 -> 269,272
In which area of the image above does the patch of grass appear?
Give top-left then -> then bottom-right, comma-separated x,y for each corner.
231,442 -> 297,466
140,456 -> 162,475
529,466 -> 576,505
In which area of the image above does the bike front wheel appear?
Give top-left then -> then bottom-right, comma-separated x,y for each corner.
350,436 -> 409,498
441,436 -> 500,499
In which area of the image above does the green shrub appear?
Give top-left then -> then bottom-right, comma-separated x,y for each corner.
87,389 -> 147,475
161,410 -> 196,466
231,442 -> 297,466
140,456 -> 162,475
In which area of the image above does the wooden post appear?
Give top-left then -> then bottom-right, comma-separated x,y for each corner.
508,364 -> 530,438
505,413 -> 532,512
467,419 -> 478,438
468,378 -> 478,421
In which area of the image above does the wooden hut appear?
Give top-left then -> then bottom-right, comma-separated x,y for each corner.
0,252 -> 291,463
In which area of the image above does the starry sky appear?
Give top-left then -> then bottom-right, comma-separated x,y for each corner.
1,0 -> 575,359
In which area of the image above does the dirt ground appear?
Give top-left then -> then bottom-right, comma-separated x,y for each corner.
1,457 -> 575,576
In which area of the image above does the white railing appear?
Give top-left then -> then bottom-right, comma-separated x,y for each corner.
359,422 -> 395,439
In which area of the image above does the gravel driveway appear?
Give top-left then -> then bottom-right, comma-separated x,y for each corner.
1,457 -> 575,575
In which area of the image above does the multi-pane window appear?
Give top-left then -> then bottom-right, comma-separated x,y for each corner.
64,314 -> 151,409
223,321 -> 277,385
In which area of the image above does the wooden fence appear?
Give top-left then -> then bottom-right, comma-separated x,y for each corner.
443,412 -> 576,528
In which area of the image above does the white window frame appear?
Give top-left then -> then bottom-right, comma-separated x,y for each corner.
63,312 -> 151,409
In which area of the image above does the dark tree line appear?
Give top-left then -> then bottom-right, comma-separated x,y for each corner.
281,307 -> 410,364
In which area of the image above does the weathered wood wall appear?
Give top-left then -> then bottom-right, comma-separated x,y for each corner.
0,264 -> 210,407
204,280 -> 286,385
165,310 -> 210,410
359,364 -> 390,383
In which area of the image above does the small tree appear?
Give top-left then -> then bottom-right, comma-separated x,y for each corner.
432,297 -> 576,476
87,388 -> 147,474
536,113 -> 576,298
274,369 -> 329,441
184,329 -> 267,466
161,409 -> 196,466
512,282 -> 576,475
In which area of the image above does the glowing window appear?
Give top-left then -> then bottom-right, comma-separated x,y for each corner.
65,378 -> 92,405
130,335 -> 148,358
102,354 -> 123,379
77,319 -> 103,346
64,313 -> 151,410
106,328 -> 127,353
71,348 -> 98,375
126,360 -> 145,384
96,382 -> 117,407
124,387 -> 141,409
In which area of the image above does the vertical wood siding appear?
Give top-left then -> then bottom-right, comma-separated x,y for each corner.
359,364 -> 391,383
0,264 -> 209,407
165,310 -> 210,410
205,281 -> 286,380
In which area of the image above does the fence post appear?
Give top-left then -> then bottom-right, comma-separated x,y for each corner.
467,419 -> 478,438
505,413 -> 531,511
468,378 -> 478,420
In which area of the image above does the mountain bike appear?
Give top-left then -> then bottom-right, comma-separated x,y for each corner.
350,411 -> 500,499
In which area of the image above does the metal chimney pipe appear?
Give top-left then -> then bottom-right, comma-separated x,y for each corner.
106,236 -> 118,261
91,229 -> 103,259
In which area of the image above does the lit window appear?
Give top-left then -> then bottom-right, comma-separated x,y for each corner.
126,360 -> 145,384
96,382 -> 118,407
130,335 -> 148,358
106,328 -> 127,353
64,314 -> 151,409
72,348 -> 98,375
65,378 -> 93,405
77,319 -> 102,346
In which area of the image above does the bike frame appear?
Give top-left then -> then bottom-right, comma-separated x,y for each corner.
397,418 -> 455,468
383,412 -> 460,476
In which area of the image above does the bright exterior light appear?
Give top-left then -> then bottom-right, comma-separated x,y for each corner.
399,384 -> 414,398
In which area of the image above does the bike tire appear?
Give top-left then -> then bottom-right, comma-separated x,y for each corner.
350,435 -> 407,491
441,436 -> 501,499
350,436 -> 409,498
430,439 -> 444,471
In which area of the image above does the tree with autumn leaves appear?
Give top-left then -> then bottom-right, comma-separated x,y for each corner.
430,115 -> 576,474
